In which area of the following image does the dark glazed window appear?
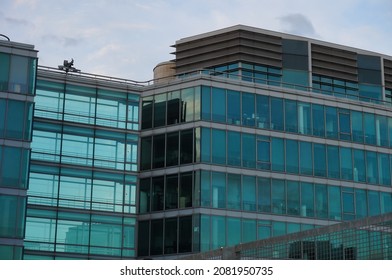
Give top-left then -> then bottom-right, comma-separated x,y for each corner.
152,177 -> 164,211
167,91 -> 180,125
140,136 -> 152,170
139,178 -> 150,213
179,173 -> 192,208
141,97 -> 153,129
164,218 -> 177,254
165,175 -> 178,210
180,129 -> 193,164
179,216 -> 192,253
227,90 -> 240,124
150,219 -> 163,255
154,93 -> 166,127
152,134 -> 165,168
137,221 -> 149,256
166,132 -> 179,166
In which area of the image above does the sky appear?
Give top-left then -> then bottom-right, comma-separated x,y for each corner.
1,0 -> 392,82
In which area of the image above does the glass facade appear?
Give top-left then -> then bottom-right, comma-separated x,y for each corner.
0,42 -> 37,260
3,26 -> 392,260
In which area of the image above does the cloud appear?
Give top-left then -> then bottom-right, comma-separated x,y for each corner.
279,13 -> 318,37
41,34 -> 82,47
5,16 -> 32,26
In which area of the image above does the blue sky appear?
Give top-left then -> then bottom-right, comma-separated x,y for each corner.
2,0 -> 391,81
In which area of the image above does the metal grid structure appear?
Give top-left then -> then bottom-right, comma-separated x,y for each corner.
181,212 -> 392,260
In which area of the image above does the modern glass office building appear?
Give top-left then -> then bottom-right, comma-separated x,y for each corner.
0,25 -> 392,259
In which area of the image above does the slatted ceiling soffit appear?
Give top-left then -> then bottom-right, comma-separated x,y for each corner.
384,59 -> 392,89
173,29 -> 283,74
311,44 -> 358,82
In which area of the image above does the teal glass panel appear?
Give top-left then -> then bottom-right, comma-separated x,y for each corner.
388,117 -> 392,147
339,110 -> 351,140
359,84 -> 382,102
301,182 -> 314,217
194,86 -> 201,121
271,138 -> 284,172
287,223 -> 301,234
181,87 -> 195,122
258,177 -> 271,213
0,245 -> 22,260
56,219 -> 89,253
368,191 -> 380,216
1,146 -> 21,188
366,151 -> 378,184
271,97 -> 284,130
353,149 -> 366,182
272,221 -> 286,237
272,179 -> 286,214
6,100 -> 25,139
257,138 -> 270,170
227,90 -> 240,124
96,89 -> 127,129
286,139 -> 298,173
258,221 -> 271,240
312,104 -> 325,137
242,176 -> 256,211
300,141 -> 312,175
326,106 -> 338,139
343,191 -> 355,215
24,102 -> 33,141
201,171 -> 211,207
211,129 -> 226,164
58,176 -> 91,210
327,145 -> 340,179
351,111 -> 364,143
242,133 -> 255,168
141,96 -> 153,129
212,172 -> 226,208
315,184 -> 328,219
0,99 -> 5,137
0,53 -> 10,91
313,143 -> 326,177
355,189 -> 367,218
256,95 -> 270,129
380,192 -> 392,213
201,86 -> 211,121
211,87 -> 226,123
285,99 -> 298,132
282,69 -> 308,89
242,92 -> 255,127
287,181 -> 300,216
340,147 -> 353,180
200,215 -> 210,251
0,195 -> 26,238
201,127 -> 211,163
9,55 -> 29,94
378,153 -> 390,186
227,174 -> 241,210
364,113 -> 376,145
376,115 -> 388,147
211,215 -> 225,249
298,102 -> 311,135
227,217 -> 241,246
25,217 -> 56,244
227,131 -> 241,166
329,186 -> 341,220
242,219 -> 256,243
64,85 -> 96,124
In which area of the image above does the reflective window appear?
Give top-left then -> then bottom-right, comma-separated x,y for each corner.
200,171 -> 211,207
180,129 -> 193,164
140,136 -> 152,170
242,176 -> 256,211
0,195 -> 26,238
301,182 -> 314,217
201,127 -> 211,163
166,132 -> 179,167
258,177 -> 271,213
271,97 -> 284,130
257,137 -> 270,170
150,219 -> 163,255
338,109 -> 351,140
212,172 -> 226,208
179,173 -> 192,208
340,147 -> 353,180
368,191 -> 380,216
242,92 -> 255,127
364,113 -> 376,145
211,129 -> 226,164
141,96 -> 153,129
227,131 -> 241,166
329,186 -> 341,220
327,145 -> 340,179
242,133 -> 255,168
167,90 -> 180,124
227,174 -> 241,210
152,177 -> 164,211
211,87 -> 226,122
326,106 -> 338,139
227,217 -> 241,246
139,179 -> 150,213
272,179 -> 286,214
300,141 -> 312,175
313,144 -> 326,177
164,218 -> 177,254
376,115 -> 388,146
152,134 -> 165,168
227,90 -> 240,125
285,99 -> 298,133
256,95 -> 270,129
298,102 -> 311,135
312,104 -> 325,137
355,189 -> 367,218
181,88 -> 195,122
201,86 -> 211,121
165,175 -> 178,210
287,181 -> 300,216
286,139 -> 298,173
179,216 -> 192,253
242,219 -> 256,243
315,184 -> 328,219
352,111 -> 364,143
353,149 -> 366,182
153,93 -> 166,127
378,153 -> 390,186
271,138 -> 284,172
366,151 -> 378,184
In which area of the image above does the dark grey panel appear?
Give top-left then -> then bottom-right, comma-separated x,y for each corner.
384,59 -> 392,88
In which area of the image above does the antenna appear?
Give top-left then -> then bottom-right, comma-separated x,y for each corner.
58,58 -> 81,73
